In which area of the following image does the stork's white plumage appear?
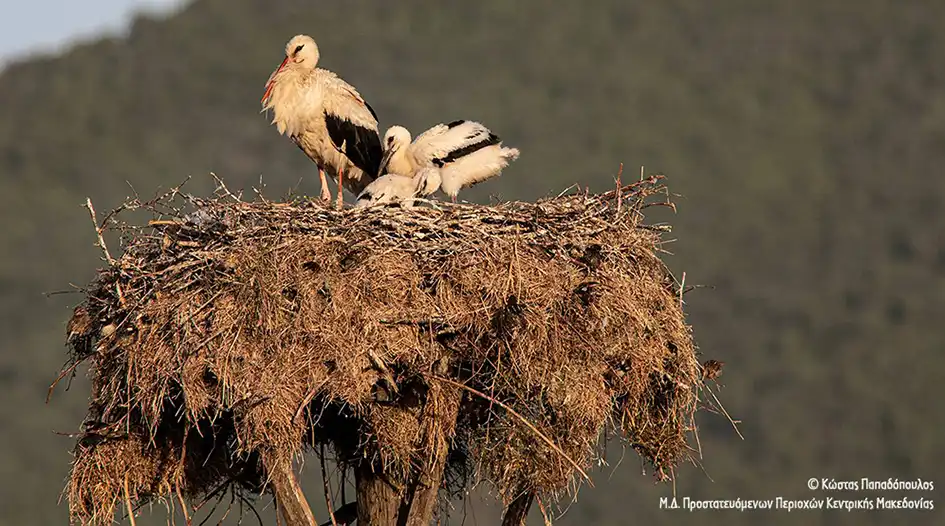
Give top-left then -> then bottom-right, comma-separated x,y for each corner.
354,167 -> 440,209
354,174 -> 419,209
378,120 -> 520,202
261,35 -> 382,208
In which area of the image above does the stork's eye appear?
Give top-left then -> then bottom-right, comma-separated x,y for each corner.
387,137 -> 394,145
294,44 -> 304,54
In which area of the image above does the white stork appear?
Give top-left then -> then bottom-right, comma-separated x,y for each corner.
261,34 -> 383,208
354,167 -> 440,209
378,120 -> 520,202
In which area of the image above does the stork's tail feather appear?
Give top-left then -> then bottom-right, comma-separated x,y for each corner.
438,143 -> 521,198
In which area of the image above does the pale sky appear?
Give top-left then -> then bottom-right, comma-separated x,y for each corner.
0,0 -> 184,66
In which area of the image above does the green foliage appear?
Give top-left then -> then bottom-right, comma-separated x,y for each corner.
1,1 -> 943,524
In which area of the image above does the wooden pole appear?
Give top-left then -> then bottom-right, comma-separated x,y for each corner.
501,490 -> 535,526
354,462 -> 401,525
353,382 -> 461,526
266,456 -> 317,526
402,388 -> 461,526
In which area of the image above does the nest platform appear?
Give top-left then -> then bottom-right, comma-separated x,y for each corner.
58,176 -> 709,525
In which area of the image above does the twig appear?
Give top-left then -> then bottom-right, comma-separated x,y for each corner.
705,386 -> 744,440
187,329 -> 228,356
253,174 -> 270,204
294,378 -> 329,423
678,271 -> 686,310
640,200 -> 678,213
237,494 -> 264,526
197,489 -> 229,526
378,317 -> 447,327
430,376 -> 593,486
320,444 -> 338,526
86,198 -> 115,265
339,465 -> 346,509
177,486 -> 192,526
43,288 -> 83,297
46,360 -> 83,403
147,176 -> 192,209
555,184 -> 580,198
693,420 -> 704,460
216,489 -> 235,525
116,282 -> 127,307
193,475 -> 238,512
596,174 -> 665,200
124,474 -> 137,526
536,496 -> 553,526
615,163 -> 624,215
180,290 -> 225,328
210,172 -> 242,202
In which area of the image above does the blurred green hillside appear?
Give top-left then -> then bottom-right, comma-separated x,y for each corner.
1,0 -> 943,524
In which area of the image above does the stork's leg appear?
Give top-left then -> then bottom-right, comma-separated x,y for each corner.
336,168 -> 345,210
318,168 -> 331,204
451,194 -> 457,204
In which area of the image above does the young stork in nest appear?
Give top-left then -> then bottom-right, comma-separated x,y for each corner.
378,120 -> 520,202
261,34 -> 383,208
353,168 -> 439,209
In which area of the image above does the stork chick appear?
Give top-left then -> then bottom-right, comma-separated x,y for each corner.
354,167 -> 439,209
378,120 -> 520,202
261,34 -> 382,208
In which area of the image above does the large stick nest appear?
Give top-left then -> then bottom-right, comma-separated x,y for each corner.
60,175 -> 707,524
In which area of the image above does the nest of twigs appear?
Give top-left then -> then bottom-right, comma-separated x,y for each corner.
58,175 -> 709,524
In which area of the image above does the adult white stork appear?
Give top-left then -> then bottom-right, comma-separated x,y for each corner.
353,167 -> 439,209
261,34 -> 383,208
378,120 -> 520,202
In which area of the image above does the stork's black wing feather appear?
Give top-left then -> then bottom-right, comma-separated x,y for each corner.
365,101 -> 380,122
324,112 -> 383,177
432,133 -> 501,167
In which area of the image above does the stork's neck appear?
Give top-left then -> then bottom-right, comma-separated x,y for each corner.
387,147 -> 414,176
264,67 -> 320,137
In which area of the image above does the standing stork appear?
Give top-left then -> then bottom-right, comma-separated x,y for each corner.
261,34 -> 383,208
378,120 -> 520,202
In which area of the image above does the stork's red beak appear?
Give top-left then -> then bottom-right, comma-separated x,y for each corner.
261,56 -> 290,104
